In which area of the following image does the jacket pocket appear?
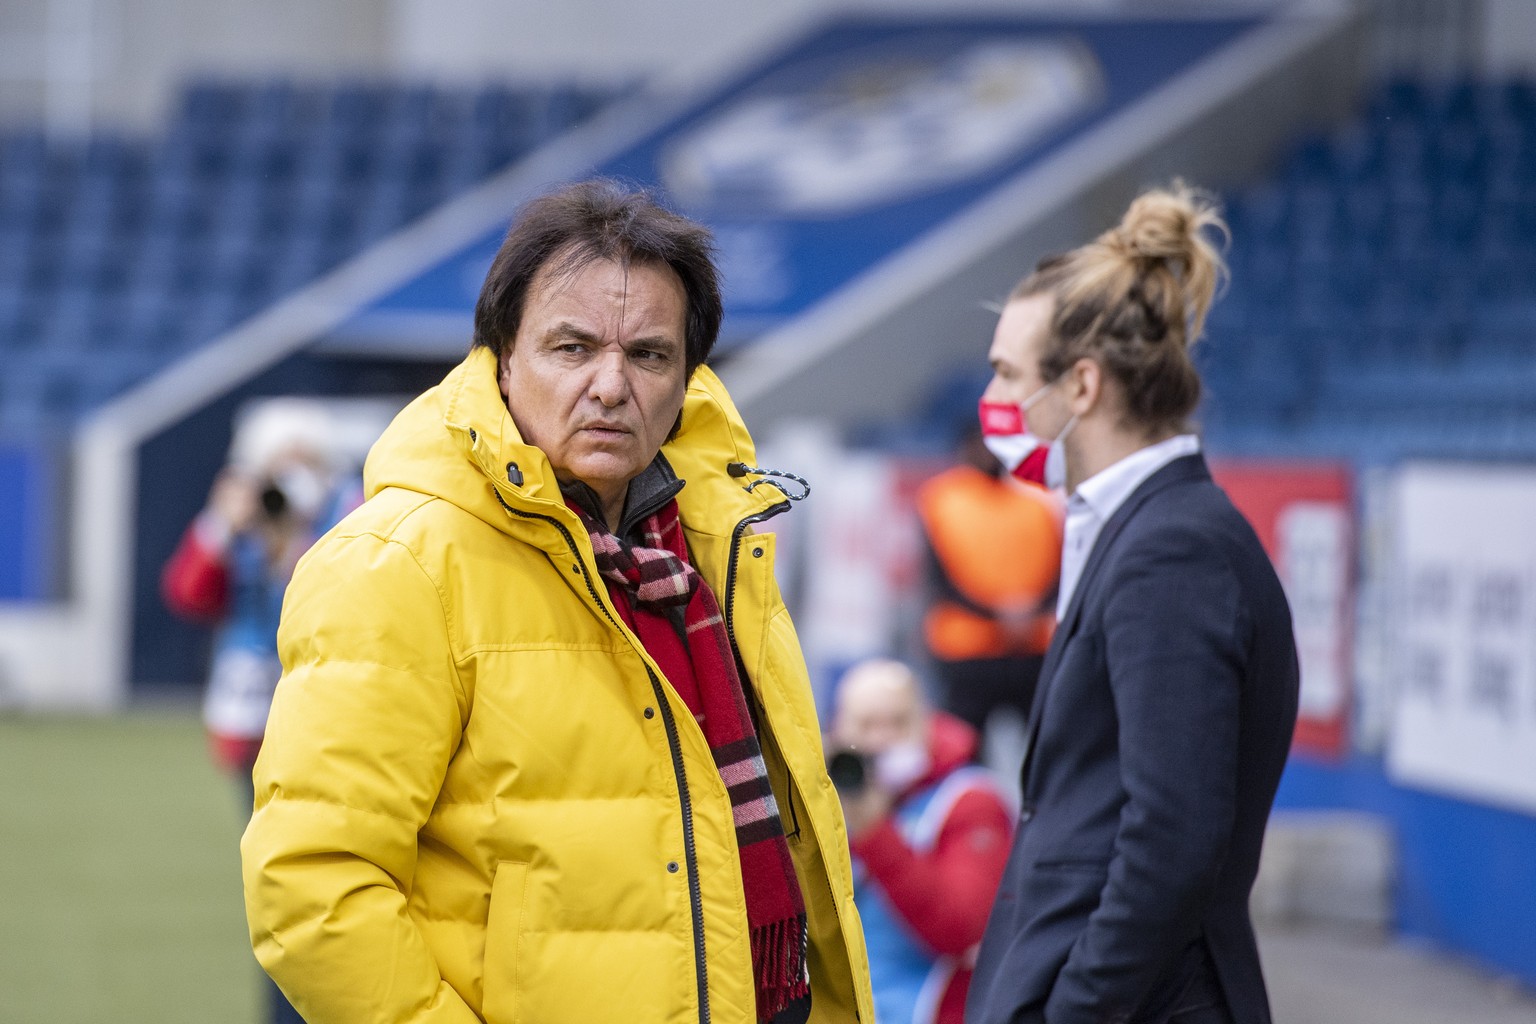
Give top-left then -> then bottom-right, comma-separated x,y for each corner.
1031,858 -> 1110,874
482,860 -> 529,1024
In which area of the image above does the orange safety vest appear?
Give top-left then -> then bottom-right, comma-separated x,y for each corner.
915,465 -> 1063,661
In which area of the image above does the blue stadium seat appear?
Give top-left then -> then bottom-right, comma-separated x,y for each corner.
1371,78 -> 1431,123
324,82 -> 391,143
353,186 -> 411,244
178,80 -> 247,135
0,174 -> 46,235
0,280 -> 26,339
1290,183 -> 1342,258
0,132 -> 49,182
0,223 -> 31,279
119,292 -> 186,354
243,79 -> 324,140
1329,125 -> 1383,184
1433,183 -> 1483,248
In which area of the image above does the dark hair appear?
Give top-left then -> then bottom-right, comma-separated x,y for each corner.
471,179 -> 722,377
1011,182 -> 1227,434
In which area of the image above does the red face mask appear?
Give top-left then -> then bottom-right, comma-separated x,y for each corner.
978,393 -> 1051,487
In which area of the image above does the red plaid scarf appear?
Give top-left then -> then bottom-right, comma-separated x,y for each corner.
570,496 -> 810,1022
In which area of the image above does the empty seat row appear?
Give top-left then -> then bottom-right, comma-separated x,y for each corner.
1369,77 -> 1536,119
915,76 -> 1536,467
0,77 -> 614,430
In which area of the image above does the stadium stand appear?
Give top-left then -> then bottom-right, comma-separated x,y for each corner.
904,77 -> 1536,467
0,79 -> 613,434
1199,76 -> 1536,462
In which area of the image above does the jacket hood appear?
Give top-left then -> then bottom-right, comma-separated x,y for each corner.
918,711 -> 980,789
363,346 -> 791,548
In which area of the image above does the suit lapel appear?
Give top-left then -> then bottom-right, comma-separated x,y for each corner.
1019,454 -> 1211,786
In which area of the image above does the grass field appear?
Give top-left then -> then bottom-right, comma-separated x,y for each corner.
0,711 -> 259,1024
9,713 -> 1536,1024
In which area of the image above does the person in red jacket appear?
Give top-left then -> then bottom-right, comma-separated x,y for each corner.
163,399 -> 358,777
831,658 -> 1014,1024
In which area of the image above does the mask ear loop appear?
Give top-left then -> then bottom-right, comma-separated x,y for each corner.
1020,380 -> 1056,414
727,463 -> 811,501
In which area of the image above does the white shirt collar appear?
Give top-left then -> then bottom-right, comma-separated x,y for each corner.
1069,433 -> 1202,521
1056,434 -> 1201,620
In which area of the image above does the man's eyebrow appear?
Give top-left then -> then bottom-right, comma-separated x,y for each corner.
541,321 -> 602,344
539,321 -> 682,353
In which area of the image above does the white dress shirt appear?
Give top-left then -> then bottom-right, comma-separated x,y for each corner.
1056,434 -> 1202,619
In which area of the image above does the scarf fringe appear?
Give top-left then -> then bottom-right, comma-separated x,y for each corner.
751,915 -> 810,1022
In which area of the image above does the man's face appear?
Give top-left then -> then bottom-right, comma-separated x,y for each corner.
500,256 -> 689,517
983,293 -> 1055,410
833,663 -> 926,757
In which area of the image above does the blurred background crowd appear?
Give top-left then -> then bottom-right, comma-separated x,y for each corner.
2,0 -> 1535,1021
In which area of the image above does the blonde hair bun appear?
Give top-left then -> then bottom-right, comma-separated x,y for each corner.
1108,181 -> 1227,346
1008,180 -> 1232,433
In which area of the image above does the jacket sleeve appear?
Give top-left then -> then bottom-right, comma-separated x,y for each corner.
851,786 -> 1013,956
161,514 -> 233,621
1044,525 -> 1246,1024
241,530 -> 478,1024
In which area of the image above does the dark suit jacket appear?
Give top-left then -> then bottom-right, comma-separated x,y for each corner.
966,454 -> 1300,1024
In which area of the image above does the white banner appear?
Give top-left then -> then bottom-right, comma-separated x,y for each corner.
1275,500 -> 1352,723
1386,462 -> 1536,815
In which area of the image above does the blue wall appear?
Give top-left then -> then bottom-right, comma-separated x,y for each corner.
0,443 -> 56,601
1276,752 -> 1536,987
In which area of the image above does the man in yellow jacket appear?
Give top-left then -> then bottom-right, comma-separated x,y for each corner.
241,180 -> 874,1024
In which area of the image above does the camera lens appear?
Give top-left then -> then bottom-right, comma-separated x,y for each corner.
826,749 -> 868,794
259,483 -> 288,519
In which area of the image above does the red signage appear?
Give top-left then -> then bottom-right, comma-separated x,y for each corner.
1213,460 -> 1354,758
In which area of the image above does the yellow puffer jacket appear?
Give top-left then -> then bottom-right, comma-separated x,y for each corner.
242,347 -> 873,1024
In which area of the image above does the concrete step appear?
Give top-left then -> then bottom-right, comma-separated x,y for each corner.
1253,810 -> 1395,931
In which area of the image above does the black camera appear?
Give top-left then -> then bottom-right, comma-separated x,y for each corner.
258,480 -> 290,520
826,749 -> 870,795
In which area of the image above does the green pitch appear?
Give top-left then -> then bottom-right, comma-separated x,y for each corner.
0,712 -> 259,1024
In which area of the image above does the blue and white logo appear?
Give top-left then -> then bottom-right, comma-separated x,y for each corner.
662,37 -> 1103,217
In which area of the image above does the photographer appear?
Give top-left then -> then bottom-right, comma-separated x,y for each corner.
830,658 -> 1014,1024
162,398 -> 358,782
163,398 -> 359,1024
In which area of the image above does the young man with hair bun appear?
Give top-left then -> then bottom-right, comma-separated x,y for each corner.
968,184 -> 1300,1024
